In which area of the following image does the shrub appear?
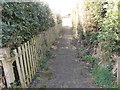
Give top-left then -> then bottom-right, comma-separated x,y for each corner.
1,1 -> 55,49
73,1 -> 120,55
97,1 -> 120,54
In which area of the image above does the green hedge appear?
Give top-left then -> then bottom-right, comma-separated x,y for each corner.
1,2 -> 55,49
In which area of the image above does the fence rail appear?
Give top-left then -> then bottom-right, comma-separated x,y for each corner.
0,24 -> 62,88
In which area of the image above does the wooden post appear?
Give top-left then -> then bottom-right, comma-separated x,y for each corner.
117,61 -> 120,85
116,56 -> 120,85
0,48 -> 15,87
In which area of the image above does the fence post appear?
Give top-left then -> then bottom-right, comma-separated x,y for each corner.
117,56 -> 120,85
0,48 -> 15,87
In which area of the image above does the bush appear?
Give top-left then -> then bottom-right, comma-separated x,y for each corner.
1,1 -> 55,49
74,1 -> 120,55
97,1 -> 120,54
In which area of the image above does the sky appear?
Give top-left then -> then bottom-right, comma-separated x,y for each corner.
43,0 -> 75,16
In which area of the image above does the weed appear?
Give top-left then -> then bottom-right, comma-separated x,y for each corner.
9,81 -> 21,88
46,50 -> 52,58
92,65 -> 115,88
40,56 -> 48,69
84,55 -> 95,63
40,50 -> 52,70
35,77 -> 42,81
42,56 -> 48,64
80,49 -> 90,55
43,67 -> 50,71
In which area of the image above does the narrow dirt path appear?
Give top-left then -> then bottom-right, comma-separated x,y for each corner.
31,27 -> 98,88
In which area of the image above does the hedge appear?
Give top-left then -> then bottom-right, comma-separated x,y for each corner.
1,1 -> 56,49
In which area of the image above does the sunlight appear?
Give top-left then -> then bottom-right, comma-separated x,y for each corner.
44,0 -> 75,16
62,18 -> 72,27
43,0 -> 76,26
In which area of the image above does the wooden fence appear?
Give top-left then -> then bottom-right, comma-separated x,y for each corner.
0,24 -> 62,88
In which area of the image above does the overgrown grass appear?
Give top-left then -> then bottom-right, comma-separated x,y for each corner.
84,54 -> 116,88
35,77 -> 42,82
40,50 -> 52,69
84,55 -> 95,63
92,64 -> 115,88
82,48 -> 116,88
80,49 -> 90,56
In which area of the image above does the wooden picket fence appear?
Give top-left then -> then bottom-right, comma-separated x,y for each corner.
0,24 -> 62,88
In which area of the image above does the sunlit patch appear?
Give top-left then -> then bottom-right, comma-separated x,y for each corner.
44,0 -> 75,16
62,18 -> 72,27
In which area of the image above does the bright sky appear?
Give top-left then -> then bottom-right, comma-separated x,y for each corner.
43,0 -> 75,16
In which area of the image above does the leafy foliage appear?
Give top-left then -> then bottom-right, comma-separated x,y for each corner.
1,1 -> 55,49
72,1 -> 120,87
40,50 -> 52,69
97,2 -> 120,54
80,49 -> 90,55
75,1 -> 120,54
35,77 -> 42,81
9,81 -> 22,88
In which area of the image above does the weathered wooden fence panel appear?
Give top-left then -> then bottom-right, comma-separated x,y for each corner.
0,24 -> 62,88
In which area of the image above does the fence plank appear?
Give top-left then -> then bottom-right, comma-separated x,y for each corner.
25,43 -> 32,83
31,38 -> 36,76
18,47 -> 27,87
28,41 -> 33,78
41,33 -> 45,58
35,35 -> 40,70
37,35 -> 42,68
1,48 -> 15,87
21,44 -> 29,86
32,38 -> 37,74
13,49 -> 25,87
34,37 -> 39,72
